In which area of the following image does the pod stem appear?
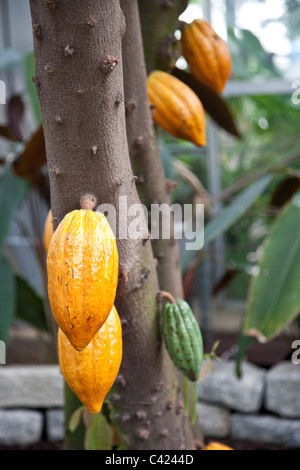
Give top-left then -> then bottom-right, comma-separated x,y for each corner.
157,290 -> 176,304
183,377 -> 189,419
191,381 -> 198,425
79,193 -> 97,211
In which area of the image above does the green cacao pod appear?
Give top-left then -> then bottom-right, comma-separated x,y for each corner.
162,299 -> 203,381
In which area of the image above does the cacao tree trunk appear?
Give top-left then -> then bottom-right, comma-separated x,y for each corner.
121,0 -> 183,299
29,0 -> 196,450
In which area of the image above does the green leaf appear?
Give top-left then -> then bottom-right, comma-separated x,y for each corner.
243,192 -> 300,342
159,139 -> 175,180
15,275 -> 49,332
181,173 -> 273,272
0,257 -> 16,342
23,52 -> 42,125
0,165 -> 29,251
236,333 -> 255,378
205,174 -> 273,246
85,414 -> 113,450
68,406 -> 85,433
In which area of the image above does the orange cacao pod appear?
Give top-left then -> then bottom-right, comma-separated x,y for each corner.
47,208 -> 119,351
147,70 -> 206,147
43,209 -> 54,253
181,19 -> 232,94
58,305 -> 122,414
202,441 -> 233,450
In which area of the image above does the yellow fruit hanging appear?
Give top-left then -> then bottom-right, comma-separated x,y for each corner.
202,441 -> 233,450
58,306 -> 122,414
43,209 -> 54,253
147,70 -> 206,147
181,19 -> 232,94
47,195 -> 119,351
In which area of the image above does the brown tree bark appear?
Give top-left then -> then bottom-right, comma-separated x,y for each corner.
121,0 -> 184,299
121,0 -> 203,448
137,0 -> 188,73
29,0 -> 195,450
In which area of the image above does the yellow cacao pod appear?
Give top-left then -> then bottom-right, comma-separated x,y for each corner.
202,441 -> 233,450
47,208 -> 119,351
58,305 -> 122,414
43,209 -> 54,253
147,70 -> 206,147
181,19 -> 232,94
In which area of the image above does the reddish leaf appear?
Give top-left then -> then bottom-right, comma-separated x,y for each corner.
270,176 -> 300,209
0,125 -> 17,141
183,261 -> 199,300
13,126 -> 47,182
212,269 -> 239,296
172,67 -> 241,138
7,95 -> 25,142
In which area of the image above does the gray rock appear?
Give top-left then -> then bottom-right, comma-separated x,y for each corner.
0,409 -> 43,446
197,402 -> 231,437
46,409 -> 65,442
0,365 -> 64,408
265,361 -> 300,418
230,414 -> 300,448
198,360 -> 266,413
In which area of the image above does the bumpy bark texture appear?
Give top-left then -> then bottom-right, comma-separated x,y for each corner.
138,0 -> 188,73
121,0 -> 184,299
29,0 -> 194,450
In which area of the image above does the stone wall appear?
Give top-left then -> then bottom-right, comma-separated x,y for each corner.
0,365 -> 64,446
197,360 -> 300,448
0,360 -> 299,447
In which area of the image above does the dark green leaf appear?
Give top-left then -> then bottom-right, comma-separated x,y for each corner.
205,174 -> 273,246
23,52 -> 42,125
181,173 -> 273,272
0,165 -> 29,251
0,257 -> 16,342
243,192 -> 300,342
84,414 -> 113,450
236,333 -> 255,378
172,67 -> 241,138
15,275 -> 49,332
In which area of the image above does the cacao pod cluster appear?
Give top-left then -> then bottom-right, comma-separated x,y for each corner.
147,19 -> 231,146
44,199 -> 122,414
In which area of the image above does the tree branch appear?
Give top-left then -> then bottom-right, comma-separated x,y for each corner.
121,0 -> 184,299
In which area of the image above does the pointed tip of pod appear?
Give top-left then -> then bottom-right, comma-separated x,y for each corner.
85,401 -> 104,415
191,132 -> 206,147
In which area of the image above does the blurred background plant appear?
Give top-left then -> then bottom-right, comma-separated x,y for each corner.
0,0 -> 300,369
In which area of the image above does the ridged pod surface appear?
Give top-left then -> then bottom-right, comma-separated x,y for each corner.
147,70 -> 206,147
43,209 -> 54,253
181,19 -> 232,94
47,209 -> 119,351
58,306 -> 122,414
162,299 -> 203,381
202,441 -> 233,450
